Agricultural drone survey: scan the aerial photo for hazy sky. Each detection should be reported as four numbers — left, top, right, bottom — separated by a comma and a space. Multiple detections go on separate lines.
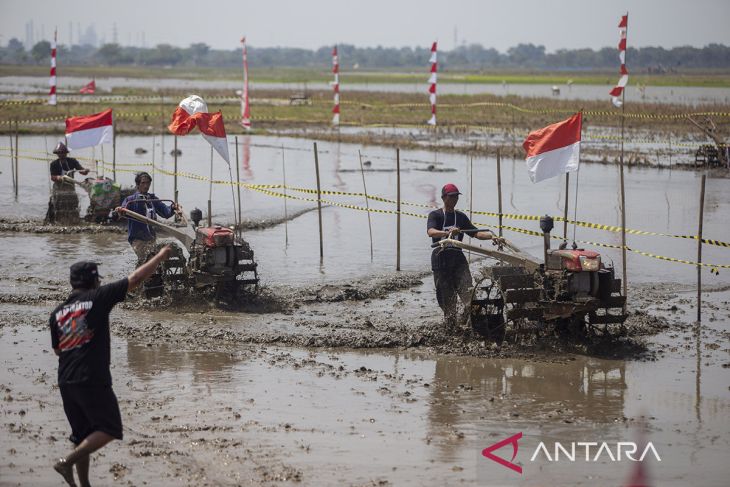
2, 0, 729, 51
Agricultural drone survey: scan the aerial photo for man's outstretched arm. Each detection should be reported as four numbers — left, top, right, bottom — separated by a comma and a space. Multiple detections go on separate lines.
127, 245, 171, 292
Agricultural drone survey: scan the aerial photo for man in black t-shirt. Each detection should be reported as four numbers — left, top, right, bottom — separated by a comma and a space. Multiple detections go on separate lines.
49, 246, 171, 486
427, 183, 504, 327
45, 141, 89, 225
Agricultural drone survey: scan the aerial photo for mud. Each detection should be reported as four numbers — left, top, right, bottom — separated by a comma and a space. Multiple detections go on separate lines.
1, 283, 728, 485
1, 133, 729, 485
0, 217, 126, 235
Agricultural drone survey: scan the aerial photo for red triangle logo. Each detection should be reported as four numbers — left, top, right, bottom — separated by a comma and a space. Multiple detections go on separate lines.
482, 432, 523, 474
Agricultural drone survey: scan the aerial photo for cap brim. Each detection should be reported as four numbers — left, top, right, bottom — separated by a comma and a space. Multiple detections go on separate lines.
444, 192, 461, 196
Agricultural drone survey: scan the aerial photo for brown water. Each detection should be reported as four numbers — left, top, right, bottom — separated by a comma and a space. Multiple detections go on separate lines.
1, 133, 729, 486
1, 315, 727, 486
2, 135, 729, 287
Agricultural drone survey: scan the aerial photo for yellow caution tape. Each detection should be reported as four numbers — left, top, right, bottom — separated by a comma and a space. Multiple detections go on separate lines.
4, 147, 730, 253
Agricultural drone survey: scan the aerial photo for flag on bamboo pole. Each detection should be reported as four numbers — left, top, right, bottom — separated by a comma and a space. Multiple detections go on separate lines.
79, 80, 96, 94
240, 37, 251, 130
49, 29, 57, 105
523, 112, 582, 183
609, 14, 629, 107
332, 45, 340, 126
168, 95, 230, 164
427, 41, 437, 125
65, 109, 114, 150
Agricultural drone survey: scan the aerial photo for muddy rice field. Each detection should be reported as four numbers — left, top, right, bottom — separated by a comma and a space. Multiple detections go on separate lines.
1, 134, 729, 486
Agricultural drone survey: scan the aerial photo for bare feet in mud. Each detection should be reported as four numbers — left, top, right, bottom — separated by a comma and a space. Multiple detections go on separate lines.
53, 458, 77, 486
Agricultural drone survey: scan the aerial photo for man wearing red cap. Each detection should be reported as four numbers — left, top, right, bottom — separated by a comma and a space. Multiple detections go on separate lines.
427, 183, 503, 327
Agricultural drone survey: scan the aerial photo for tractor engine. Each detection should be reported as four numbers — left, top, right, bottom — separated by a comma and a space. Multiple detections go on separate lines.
546, 249, 602, 299
191, 226, 243, 274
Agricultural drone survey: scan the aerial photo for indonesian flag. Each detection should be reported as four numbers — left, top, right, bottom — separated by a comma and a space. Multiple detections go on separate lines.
65, 109, 114, 150
168, 95, 230, 164
523, 112, 582, 183
79, 80, 96, 94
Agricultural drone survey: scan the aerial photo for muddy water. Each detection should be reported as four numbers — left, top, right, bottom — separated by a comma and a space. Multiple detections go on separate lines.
1, 133, 729, 486
1, 317, 728, 486
2, 75, 730, 105
2, 135, 729, 286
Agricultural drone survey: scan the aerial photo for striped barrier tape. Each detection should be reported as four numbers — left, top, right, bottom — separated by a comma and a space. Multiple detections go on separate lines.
4, 147, 729, 251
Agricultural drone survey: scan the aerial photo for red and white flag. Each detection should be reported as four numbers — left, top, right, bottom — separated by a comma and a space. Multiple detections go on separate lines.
240, 37, 251, 130
427, 41, 437, 125
168, 95, 230, 164
609, 14, 629, 107
65, 109, 114, 150
332, 45, 340, 126
523, 112, 582, 183
49, 29, 57, 106
79, 80, 96, 94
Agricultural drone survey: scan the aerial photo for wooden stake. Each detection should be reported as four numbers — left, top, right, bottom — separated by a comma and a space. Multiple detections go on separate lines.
619, 21, 629, 308
358, 149, 373, 261
160, 95, 165, 161
619, 92, 628, 307
396, 148, 401, 271
208, 146, 213, 226
14, 120, 19, 199
563, 173, 570, 239
313, 142, 323, 259
468, 154, 473, 262
151, 135, 155, 193
112, 117, 117, 180
496, 149, 503, 237
173, 135, 178, 205
282, 145, 288, 246
697, 174, 706, 322
235, 136, 242, 238
9, 132, 15, 195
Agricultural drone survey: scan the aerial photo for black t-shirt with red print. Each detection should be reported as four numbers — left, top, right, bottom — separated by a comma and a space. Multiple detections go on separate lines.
49, 278, 128, 386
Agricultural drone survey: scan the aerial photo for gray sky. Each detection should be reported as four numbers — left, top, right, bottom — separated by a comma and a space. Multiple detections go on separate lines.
2, 0, 729, 51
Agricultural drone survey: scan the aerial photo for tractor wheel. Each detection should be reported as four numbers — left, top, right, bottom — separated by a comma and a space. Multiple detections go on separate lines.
143, 242, 188, 299
468, 275, 506, 341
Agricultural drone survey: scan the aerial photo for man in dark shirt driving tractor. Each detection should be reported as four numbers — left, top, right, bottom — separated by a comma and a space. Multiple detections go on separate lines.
427, 183, 504, 327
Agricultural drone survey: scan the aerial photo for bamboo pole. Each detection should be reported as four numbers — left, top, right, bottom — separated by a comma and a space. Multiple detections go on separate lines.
173, 136, 178, 205
619, 15, 629, 309
313, 142, 323, 259
358, 149, 373, 261
496, 149, 503, 237
208, 146, 213, 227
151, 135, 155, 193
160, 95, 165, 161
14, 120, 19, 199
468, 154, 474, 262
9, 132, 15, 195
396, 148, 401, 271
282, 145, 288, 246
619, 92, 628, 307
697, 174, 706, 322
235, 137, 242, 238
112, 117, 117, 180
563, 173, 570, 240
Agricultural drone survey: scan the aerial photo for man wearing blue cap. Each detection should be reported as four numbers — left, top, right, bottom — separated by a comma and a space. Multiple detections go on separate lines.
49, 246, 171, 486
427, 183, 503, 328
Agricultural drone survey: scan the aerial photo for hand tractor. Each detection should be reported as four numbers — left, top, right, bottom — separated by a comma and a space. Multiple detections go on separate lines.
433, 215, 627, 338
116, 204, 259, 306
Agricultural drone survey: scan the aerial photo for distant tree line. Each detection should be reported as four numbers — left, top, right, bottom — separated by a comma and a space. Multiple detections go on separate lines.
2, 38, 729, 71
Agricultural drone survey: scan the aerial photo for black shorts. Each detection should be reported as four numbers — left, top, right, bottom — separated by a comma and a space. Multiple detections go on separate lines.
59, 384, 123, 445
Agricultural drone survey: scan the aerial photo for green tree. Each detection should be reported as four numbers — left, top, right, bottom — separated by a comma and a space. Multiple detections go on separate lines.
96, 43, 123, 64
31, 40, 52, 63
